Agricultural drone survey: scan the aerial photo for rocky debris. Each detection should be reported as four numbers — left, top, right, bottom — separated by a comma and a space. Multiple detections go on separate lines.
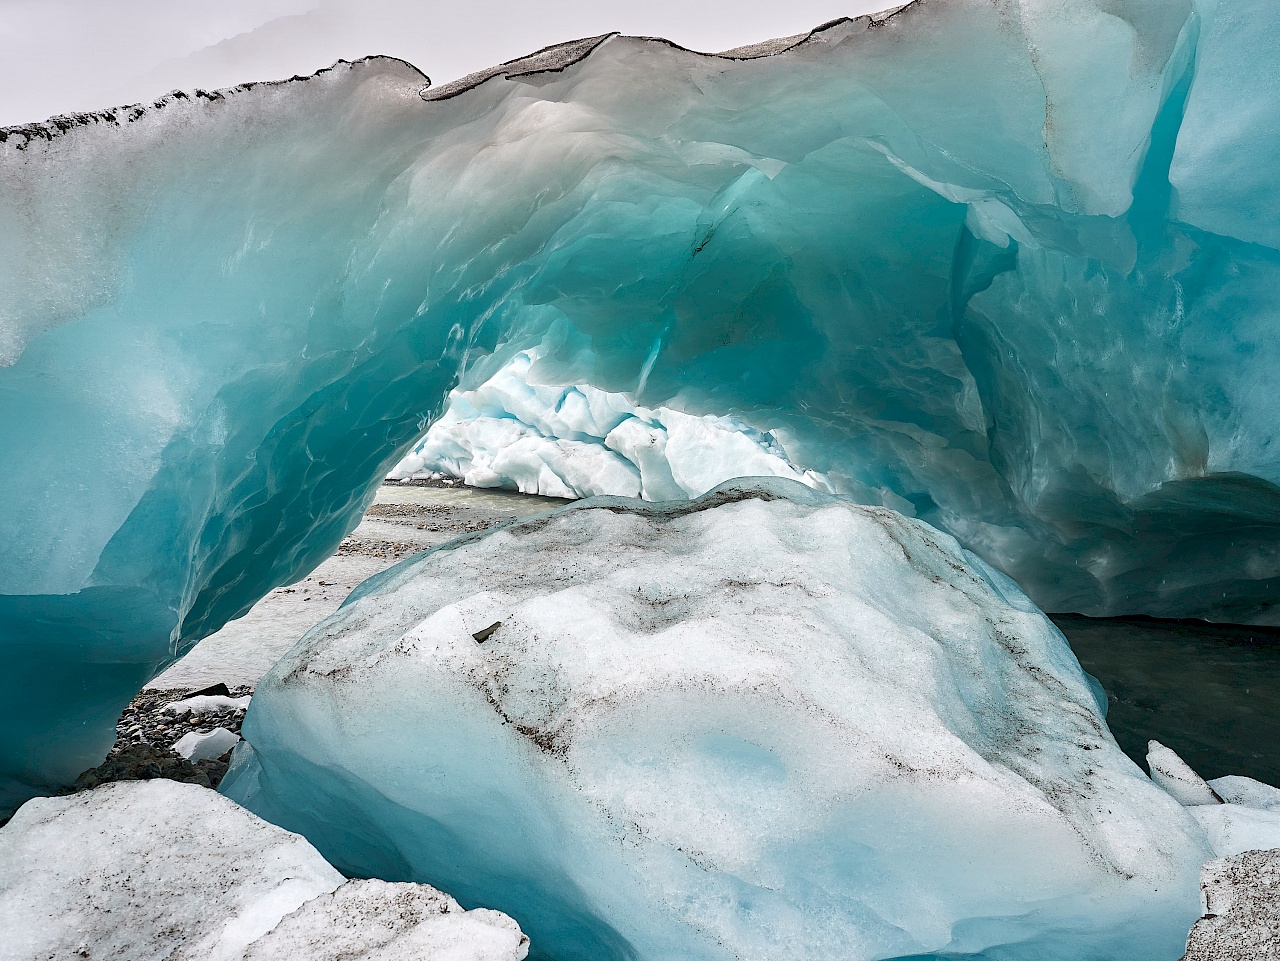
1183, 848, 1280, 960
70, 685, 251, 792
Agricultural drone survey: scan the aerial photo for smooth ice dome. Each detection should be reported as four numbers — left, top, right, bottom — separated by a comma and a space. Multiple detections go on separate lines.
6, 0, 1280, 810
224, 479, 1211, 961
0, 779, 528, 961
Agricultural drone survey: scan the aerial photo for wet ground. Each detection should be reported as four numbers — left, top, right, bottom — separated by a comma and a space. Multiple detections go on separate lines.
1054, 614, 1280, 785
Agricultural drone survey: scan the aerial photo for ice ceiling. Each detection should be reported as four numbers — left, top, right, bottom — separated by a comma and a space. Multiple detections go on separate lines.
1, 0, 1278, 808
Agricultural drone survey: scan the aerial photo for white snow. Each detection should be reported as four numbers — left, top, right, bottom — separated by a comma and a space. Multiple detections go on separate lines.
1190, 805, 1280, 859
0, 780, 342, 961
242, 880, 529, 961
1141, 745, 1280, 860
173, 727, 242, 762
0, 780, 529, 961
388, 349, 832, 500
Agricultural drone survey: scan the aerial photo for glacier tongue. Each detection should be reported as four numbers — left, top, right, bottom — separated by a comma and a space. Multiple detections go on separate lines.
224, 478, 1211, 961
4, 0, 1280, 806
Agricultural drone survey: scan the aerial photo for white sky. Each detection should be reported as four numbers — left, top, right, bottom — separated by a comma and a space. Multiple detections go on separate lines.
0, 0, 888, 127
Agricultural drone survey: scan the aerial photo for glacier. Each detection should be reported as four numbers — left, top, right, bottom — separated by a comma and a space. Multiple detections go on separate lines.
388, 349, 832, 499
222, 478, 1213, 961
3, 0, 1280, 807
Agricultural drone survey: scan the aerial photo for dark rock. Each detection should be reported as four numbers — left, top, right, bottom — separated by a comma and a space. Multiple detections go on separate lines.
190, 682, 232, 698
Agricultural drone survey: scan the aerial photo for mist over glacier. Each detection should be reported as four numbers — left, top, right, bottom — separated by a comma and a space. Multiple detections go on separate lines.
2, 0, 1280, 813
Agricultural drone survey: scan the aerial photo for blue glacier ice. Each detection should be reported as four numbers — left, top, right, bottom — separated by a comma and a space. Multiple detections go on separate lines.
222, 478, 1214, 961
3, 0, 1280, 809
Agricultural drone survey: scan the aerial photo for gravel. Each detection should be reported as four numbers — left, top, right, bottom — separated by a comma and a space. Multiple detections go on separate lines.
69, 685, 253, 793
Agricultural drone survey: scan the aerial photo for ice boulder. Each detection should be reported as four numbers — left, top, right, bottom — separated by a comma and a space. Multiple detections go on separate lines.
6, 0, 1280, 811
224, 479, 1211, 961
1149, 740, 1224, 806
1141, 745, 1280, 860
0, 779, 528, 961
173, 726, 242, 762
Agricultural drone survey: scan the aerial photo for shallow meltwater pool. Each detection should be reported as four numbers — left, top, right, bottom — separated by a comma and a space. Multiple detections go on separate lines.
1055, 614, 1280, 785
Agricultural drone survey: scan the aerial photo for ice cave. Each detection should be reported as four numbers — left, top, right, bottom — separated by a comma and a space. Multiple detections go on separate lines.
2, 0, 1280, 957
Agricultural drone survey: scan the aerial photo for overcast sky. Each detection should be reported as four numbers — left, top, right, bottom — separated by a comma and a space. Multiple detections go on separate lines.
0, 0, 888, 127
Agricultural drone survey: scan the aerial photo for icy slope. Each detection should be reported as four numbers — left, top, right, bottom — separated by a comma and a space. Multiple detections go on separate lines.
224, 479, 1211, 961
388, 350, 831, 499
0, 779, 528, 961
4, 0, 1280, 807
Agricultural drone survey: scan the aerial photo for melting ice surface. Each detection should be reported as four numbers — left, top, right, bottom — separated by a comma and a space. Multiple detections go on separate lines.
223, 479, 1213, 961
3, 0, 1280, 805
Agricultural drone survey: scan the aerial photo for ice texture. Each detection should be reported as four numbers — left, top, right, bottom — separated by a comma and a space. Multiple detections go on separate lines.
388, 350, 831, 499
1210, 776, 1280, 811
4, 0, 1280, 807
1182, 848, 1280, 961
243, 881, 530, 961
0, 780, 343, 960
223, 479, 1211, 961
1137, 746, 1280, 860
1148, 740, 1224, 806
0, 779, 528, 961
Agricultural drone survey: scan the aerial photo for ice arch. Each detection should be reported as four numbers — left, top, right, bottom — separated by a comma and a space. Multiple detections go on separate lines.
3, 0, 1280, 810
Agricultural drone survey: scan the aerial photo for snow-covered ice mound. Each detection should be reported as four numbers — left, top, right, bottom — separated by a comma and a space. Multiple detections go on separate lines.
224, 479, 1211, 961
7, 0, 1280, 813
0, 779, 528, 961
389, 349, 831, 500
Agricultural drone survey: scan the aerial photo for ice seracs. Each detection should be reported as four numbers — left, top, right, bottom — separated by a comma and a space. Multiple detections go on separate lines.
388, 349, 830, 499
223, 479, 1211, 961
0, 779, 528, 961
